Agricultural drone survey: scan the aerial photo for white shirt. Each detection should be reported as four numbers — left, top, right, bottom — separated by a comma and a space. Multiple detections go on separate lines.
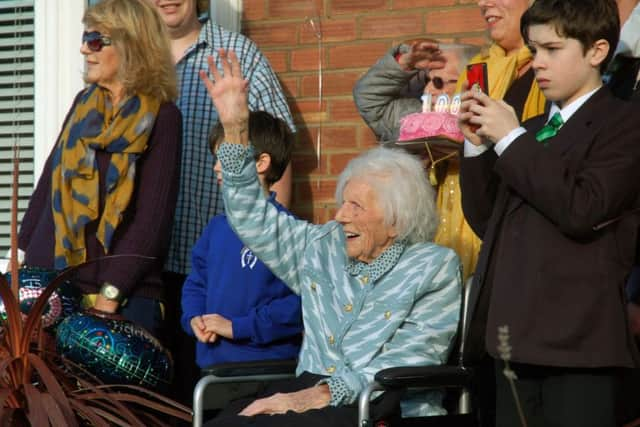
463, 85, 602, 158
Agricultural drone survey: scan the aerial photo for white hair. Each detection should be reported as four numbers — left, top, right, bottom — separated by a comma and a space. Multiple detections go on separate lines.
335, 147, 438, 244
438, 43, 482, 73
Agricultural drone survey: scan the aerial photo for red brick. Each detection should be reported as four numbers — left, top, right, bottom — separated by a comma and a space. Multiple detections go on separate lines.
291, 48, 326, 72
300, 71, 362, 97
292, 152, 326, 175
329, 42, 390, 69
360, 14, 425, 39
328, 152, 359, 174
329, 99, 362, 122
293, 126, 316, 153
302, 126, 360, 150
425, 8, 486, 34
242, 0, 266, 21
290, 204, 314, 222
262, 50, 288, 73
290, 100, 329, 123
460, 36, 489, 47
244, 22, 298, 47
321, 126, 359, 149
314, 205, 338, 224
331, 0, 388, 15
268, 0, 323, 19
295, 178, 337, 203
279, 76, 299, 98
300, 19, 357, 44
359, 126, 381, 148
393, 0, 454, 8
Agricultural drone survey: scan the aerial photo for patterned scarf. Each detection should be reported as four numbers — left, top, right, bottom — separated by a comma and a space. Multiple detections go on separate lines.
51, 84, 160, 269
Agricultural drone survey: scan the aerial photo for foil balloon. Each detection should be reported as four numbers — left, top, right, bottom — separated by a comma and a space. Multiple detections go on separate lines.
0, 266, 79, 329
56, 312, 173, 388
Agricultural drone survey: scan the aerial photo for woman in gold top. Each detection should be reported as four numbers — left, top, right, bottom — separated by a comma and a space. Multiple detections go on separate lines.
434, 0, 546, 279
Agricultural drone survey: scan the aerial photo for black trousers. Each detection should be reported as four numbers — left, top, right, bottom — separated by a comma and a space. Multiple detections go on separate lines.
204, 372, 402, 427
494, 360, 623, 427
163, 271, 199, 408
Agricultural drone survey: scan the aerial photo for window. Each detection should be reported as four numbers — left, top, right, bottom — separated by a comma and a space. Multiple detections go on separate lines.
0, 0, 34, 253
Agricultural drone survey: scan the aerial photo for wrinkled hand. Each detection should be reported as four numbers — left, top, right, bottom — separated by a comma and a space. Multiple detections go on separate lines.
458, 90, 519, 145
238, 385, 331, 416
199, 49, 250, 143
202, 313, 233, 340
190, 315, 215, 343
397, 38, 446, 72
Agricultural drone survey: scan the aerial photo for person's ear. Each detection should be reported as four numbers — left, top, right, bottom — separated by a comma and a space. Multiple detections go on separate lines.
588, 39, 610, 68
256, 153, 272, 175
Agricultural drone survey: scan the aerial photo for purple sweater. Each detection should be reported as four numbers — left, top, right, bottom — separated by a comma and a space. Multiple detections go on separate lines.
18, 96, 182, 300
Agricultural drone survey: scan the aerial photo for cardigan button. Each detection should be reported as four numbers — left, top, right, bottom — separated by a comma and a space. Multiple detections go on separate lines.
384, 311, 391, 320
326, 365, 336, 374
344, 303, 353, 312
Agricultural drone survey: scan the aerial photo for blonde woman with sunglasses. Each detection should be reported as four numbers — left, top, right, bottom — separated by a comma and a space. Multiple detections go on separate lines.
18, 0, 181, 336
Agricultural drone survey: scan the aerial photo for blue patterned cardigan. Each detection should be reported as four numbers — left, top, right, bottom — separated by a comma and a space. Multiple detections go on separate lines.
218, 143, 462, 416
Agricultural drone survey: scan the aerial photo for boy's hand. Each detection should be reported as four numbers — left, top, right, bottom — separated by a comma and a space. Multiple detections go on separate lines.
458, 88, 483, 146
199, 49, 250, 145
190, 315, 215, 343
202, 313, 234, 340
397, 39, 446, 72
460, 90, 520, 144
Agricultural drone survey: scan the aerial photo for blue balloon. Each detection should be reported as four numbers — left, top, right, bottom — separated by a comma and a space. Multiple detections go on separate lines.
56, 312, 173, 388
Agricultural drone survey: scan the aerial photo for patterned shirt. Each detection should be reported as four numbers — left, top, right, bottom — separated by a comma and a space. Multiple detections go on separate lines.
165, 19, 295, 274
218, 143, 462, 416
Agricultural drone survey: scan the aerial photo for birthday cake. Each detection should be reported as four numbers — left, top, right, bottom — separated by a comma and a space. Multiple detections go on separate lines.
398, 111, 463, 143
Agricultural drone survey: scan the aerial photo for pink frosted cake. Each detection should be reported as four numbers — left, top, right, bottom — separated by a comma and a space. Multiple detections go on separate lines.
398, 112, 464, 143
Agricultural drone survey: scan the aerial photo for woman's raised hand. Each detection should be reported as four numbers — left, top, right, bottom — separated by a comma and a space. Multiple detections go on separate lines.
397, 38, 446, 72
199, 49, 250, 144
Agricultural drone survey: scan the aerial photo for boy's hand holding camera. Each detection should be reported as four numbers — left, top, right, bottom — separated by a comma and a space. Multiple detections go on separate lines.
458, 89, 520, 146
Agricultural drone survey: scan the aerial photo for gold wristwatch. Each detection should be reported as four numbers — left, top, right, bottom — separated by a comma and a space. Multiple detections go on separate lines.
99, 282, 123, 303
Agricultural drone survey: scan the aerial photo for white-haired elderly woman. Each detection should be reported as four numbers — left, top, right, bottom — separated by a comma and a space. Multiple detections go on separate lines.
197, 50, 461, 427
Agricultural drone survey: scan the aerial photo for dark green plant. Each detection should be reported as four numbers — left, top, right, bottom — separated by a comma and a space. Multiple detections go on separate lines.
0, 264, 192, 426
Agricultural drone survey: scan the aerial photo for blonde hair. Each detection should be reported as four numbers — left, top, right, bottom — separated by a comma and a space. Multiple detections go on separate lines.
83, 0, 177, 103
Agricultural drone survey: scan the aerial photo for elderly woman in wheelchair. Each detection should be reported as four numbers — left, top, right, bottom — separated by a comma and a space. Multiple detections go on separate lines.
198, 49, 462, 427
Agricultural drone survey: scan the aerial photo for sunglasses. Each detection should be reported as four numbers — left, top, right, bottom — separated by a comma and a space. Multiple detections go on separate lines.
82, 31, 112, 52
428, 76, 458, 90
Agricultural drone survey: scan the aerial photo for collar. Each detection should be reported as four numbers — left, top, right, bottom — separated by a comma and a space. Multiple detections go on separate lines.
548, 86, 601, 124
345, 240, 406, 284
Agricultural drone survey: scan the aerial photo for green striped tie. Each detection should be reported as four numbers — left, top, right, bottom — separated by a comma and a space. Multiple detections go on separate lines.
535, 112, 564, 145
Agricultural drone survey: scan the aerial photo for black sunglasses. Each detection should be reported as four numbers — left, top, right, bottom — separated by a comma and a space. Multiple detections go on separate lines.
428, 76, 458, 90
82, 31, 112, 52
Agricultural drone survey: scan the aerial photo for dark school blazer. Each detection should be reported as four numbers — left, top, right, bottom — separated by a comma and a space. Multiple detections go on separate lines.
460, 86, 640, 368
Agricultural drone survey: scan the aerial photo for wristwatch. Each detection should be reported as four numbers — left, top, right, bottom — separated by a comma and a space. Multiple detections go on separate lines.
99, 282, 123, 303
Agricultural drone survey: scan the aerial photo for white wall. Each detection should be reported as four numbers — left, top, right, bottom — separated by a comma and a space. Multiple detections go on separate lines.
210, 0, 243, 32
33, 0, 86, 182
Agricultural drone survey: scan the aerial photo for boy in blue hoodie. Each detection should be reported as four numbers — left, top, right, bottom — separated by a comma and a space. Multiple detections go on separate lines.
181, 111, 302, 369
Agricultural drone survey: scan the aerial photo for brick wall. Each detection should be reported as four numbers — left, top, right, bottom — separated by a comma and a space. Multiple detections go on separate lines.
242, 0, 489, 223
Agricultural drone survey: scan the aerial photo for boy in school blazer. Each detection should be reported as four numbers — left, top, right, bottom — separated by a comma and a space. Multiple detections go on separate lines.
458, 0, 640, 425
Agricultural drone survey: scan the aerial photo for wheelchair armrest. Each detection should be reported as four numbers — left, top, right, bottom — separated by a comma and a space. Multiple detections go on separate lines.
201, 359, 298, 378
194, 359, 298, 427
374, 365, 473, 389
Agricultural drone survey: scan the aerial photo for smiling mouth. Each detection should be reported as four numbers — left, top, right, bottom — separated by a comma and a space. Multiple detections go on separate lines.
345, 232, 360, 240
485, 16, 500, 25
